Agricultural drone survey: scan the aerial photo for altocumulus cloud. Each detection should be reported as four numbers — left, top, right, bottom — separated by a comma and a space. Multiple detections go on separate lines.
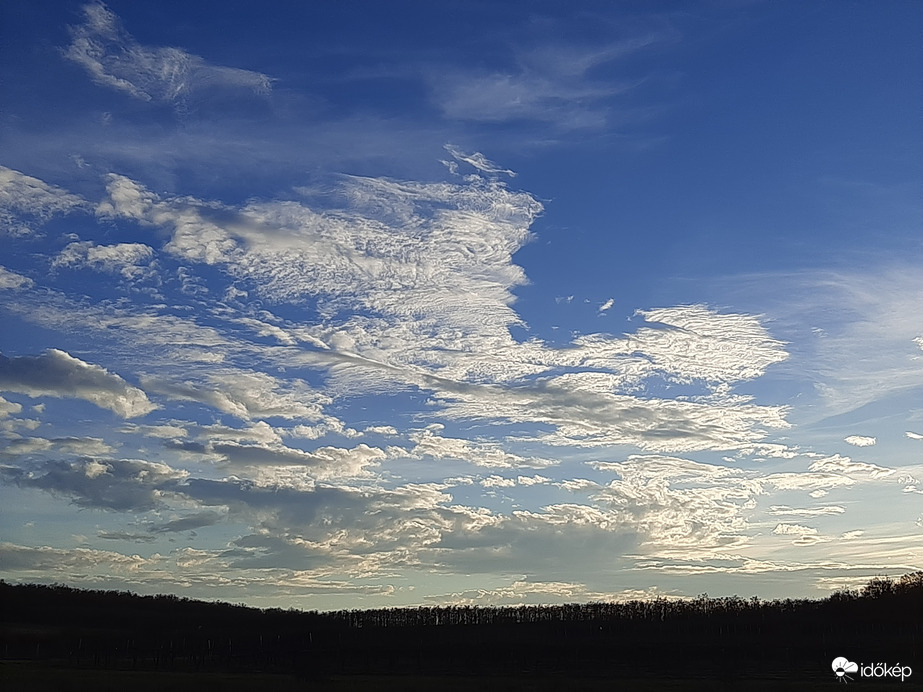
0, 166, 86, 237
1, 457, 186, 511
0, 349, 156, 418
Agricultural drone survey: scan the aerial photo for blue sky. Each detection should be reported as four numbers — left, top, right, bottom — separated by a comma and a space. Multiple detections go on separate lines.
1, 0, 921, 609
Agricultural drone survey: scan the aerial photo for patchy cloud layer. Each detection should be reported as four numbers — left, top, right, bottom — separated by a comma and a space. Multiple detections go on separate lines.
3, 157, 915, 606
1, 1, 920, 608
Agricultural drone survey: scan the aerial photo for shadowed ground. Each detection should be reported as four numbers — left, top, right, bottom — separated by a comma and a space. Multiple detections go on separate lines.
2, 575, 919, 689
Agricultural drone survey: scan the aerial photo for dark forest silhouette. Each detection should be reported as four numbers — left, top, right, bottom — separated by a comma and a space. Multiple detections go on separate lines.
2, 573, 921, 685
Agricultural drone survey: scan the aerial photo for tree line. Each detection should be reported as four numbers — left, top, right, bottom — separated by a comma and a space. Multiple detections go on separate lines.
2, 573, 921, 680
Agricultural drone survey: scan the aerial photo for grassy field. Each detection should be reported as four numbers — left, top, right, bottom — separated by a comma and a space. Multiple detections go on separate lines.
2, 661, 908, 691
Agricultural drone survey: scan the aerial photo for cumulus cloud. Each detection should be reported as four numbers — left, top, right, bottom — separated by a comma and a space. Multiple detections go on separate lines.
0, 395, 23, 419
772, 523, 820, 544
0, 167, 86, 237
424, 502, 639, 577
590, 455, 761, 549
64, 2, 271, 107
175, 476, 459, 573
0, 349, 155, 418
481, 475, 516, 488
0, 165, 818, 599
0, 266, 34, 290
53, 241, 157, 281
211, 441, 387, 481
0, 157, 851, 598
0, 436, 114, 457
772, 523, 817, 535
1, 457, 187, 511
844, 435, 876, 447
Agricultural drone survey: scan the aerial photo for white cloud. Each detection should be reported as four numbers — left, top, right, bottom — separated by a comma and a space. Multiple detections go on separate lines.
760, 454, 895, 496
192, 422, 282, 445
0, 436, 114, 458
590, 455, 762, 550
0, 266, 34, 290
363, 425, 398, 436
557, 478, 600, 493
0, 542, 152, 575
1, 457, 187, 511
407, 429, 558, 469
906, 431, 923, 440
844, 435, 876, 447
481, 475, 516, 488
767, 505, 845, 517
0, 349, 155, 418
429, 579, 631, 607
808, 454, 894, 480
64, 2, 271, 107
5, 286, 231, 357
437, 381, 790, 453
626, 305, 788, 384
0, 395, 23, 418
598, 298, 614, 313
53, 241, 157, 281
772, 523, 818, 536
517, 474, 550, 486
142, 371, 327, 421
118, 423, 189, 440
88, 173, 791, 462
763, 266, 923, 418
213, 442, 387, 481
444, 145, 516, 177
764, 472, 855, 493
0, 167, 86, 236
431, 37, 662, 130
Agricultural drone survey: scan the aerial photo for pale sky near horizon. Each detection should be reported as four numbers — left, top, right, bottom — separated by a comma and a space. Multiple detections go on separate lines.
1, 0, 921, 609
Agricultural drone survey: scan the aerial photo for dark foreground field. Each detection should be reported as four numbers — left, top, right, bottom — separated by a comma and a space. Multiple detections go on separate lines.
2, 574, 920, 689
5, 663, 913, 691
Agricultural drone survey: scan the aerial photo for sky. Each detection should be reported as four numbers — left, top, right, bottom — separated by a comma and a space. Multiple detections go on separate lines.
1, 0, 921, 610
